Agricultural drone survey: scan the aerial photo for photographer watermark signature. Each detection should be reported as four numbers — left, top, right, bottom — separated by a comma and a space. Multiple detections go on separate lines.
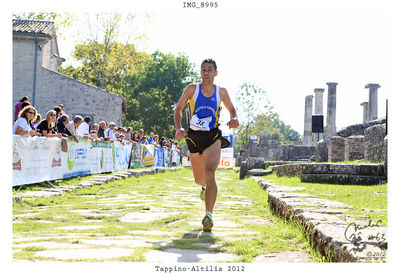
344, 219, 386, 256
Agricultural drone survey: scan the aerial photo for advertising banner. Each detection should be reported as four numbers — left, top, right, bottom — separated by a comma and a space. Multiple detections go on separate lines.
143, 144, 155, 167
63, 139, 92, 178
113, 142, 133, 171
182, 156, 189, 167
13, 135, 63, 186
130, 143, 143, 168
13, 135, 133, 186
89, 141, 113, 174
154, 146, 164, 167
218, 157, 235, 168
163, 149, 170, 168
221, 134, 234, 158
219, 134, 234, 168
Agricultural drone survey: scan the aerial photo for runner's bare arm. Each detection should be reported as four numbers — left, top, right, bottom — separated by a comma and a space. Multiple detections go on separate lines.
220, 87, 239, 129
174, 84, 195, 140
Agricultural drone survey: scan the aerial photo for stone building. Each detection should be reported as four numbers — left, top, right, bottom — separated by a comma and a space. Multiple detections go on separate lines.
12, 19, 124, 125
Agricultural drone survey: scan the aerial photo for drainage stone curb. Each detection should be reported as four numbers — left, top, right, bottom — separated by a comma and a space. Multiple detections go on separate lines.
13, 167, 182, 202
254, 177, 387, 262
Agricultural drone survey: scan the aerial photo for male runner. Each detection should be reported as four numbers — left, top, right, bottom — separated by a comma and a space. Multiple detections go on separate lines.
174, 59, 239, 232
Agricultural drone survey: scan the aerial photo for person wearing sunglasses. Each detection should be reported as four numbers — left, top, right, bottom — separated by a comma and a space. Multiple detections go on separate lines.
13, 105, 38, 136
36, 110, 62, 138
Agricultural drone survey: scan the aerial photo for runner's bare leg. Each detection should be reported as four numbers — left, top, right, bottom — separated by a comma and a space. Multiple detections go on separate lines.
189, 152, 206, 187
202, 139, 221, 214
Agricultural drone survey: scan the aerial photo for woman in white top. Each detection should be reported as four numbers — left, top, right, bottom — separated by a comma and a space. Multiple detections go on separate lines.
13, 106, 38, 136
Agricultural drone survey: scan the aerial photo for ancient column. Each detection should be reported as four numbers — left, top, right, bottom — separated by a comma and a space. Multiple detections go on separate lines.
303, 95, 313, 146
313, 88, 324, 144
360, 102, 368, 123
326, 82, 338, 138
314, 88, 324, 115
365, 83, 380, 121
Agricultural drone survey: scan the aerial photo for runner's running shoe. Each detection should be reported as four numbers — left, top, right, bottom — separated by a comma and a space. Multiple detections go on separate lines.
200, 187, 205, 201
202, 215, 213, 232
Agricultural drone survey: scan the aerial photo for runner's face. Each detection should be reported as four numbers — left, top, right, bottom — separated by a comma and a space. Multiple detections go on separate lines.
200, 63, 217, 84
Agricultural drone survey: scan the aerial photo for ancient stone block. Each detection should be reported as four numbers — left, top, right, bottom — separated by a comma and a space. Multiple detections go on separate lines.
239, 161, 248, 180
344, 135, 365, 161
280, 145, 316, 161
272, 164, 303, 177
301, 174, 379, 185
364, 124, 386, 162
328, 136, 345, 162
248, 169, 273, 176
258, 134, 270, 147
247, 157, 265, 170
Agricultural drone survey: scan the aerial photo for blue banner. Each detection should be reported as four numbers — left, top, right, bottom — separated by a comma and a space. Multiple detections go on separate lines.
222, 134, 233, 148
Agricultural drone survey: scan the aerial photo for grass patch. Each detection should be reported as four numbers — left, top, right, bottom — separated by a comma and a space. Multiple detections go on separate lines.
13, 168, 326, 262
260, 173, 387, 225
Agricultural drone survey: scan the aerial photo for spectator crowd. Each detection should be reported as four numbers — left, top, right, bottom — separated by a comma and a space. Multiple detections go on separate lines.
12, 96, 183, 162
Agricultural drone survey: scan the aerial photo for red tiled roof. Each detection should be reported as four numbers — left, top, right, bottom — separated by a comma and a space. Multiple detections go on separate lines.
12, 19, 54, 36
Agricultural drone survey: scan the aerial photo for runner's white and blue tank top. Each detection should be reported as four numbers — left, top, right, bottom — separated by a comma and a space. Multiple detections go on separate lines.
188, 83, 222, 131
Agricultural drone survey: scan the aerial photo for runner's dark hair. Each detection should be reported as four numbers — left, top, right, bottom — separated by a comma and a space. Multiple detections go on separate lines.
201, 59, 217, 70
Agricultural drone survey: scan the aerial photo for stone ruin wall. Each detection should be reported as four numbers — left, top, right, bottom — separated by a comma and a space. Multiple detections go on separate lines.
280, 145, 316, 161
235, 134, 316, 165
318, 122, 387, 163
364, 124, 387, 162
236, 121, 387, 166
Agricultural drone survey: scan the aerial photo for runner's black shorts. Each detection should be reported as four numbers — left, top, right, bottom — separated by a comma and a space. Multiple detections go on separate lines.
186, 127, 230, 155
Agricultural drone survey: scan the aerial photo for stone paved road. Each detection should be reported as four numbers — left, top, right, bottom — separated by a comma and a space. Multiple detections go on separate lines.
13, 168, 316, 263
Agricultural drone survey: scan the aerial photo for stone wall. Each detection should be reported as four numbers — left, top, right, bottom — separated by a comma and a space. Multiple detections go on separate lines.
280, 145, 316, 161
336, 118, 386, 138
13, 35, 124, 126
316, 139, 328, 162
39, 68, 124, 125
328, 136, 345, 162
272, 163, 304, 177
272, 163, 385, 184
12, 37, 46, 106
364, 124, 386, 162
344, 135, 365, 161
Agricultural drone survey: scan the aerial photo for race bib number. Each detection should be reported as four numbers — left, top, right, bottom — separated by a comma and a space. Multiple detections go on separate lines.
190, 114, 212, 131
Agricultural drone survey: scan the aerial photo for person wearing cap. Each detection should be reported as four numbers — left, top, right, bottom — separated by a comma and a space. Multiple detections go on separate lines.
105, 122, 116, 142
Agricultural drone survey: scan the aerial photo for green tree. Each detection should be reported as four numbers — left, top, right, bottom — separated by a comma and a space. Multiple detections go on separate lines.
234, 82, 274, 149
58, 13, 149, 95
59, 41, 148, 94
122, 51, 200, 137
233, 82, 301, 153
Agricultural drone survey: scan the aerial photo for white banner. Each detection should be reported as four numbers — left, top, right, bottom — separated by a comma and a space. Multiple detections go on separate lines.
63, 139, 92, 178
218, 157, 235, 168
13, 135, 64, 185
113, 142, 133, 171
221, 147, 234, 158
12, 135, 132, 186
